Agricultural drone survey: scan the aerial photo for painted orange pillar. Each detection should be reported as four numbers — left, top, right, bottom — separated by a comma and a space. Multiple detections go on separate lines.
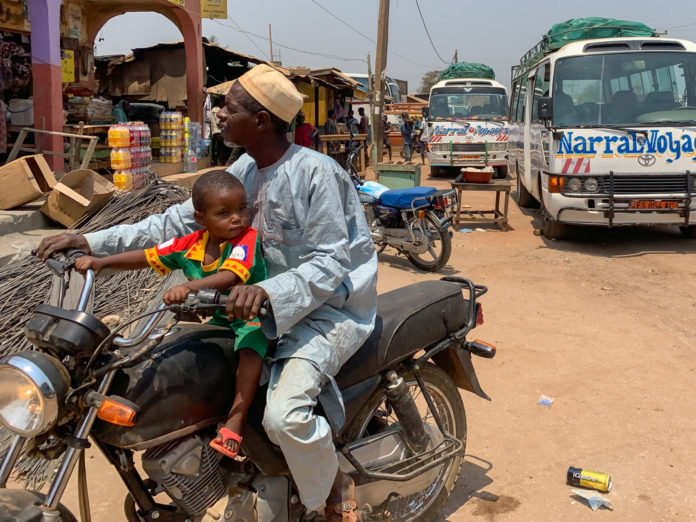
28, 0, 64, 172
175, 0, 204, 125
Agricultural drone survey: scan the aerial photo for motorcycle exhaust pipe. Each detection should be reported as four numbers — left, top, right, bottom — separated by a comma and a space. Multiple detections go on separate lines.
385, 371, 430, 454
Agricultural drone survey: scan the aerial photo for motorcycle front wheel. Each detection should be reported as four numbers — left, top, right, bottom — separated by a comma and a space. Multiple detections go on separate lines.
345, 364, 466, 522
406, 215, 452, 272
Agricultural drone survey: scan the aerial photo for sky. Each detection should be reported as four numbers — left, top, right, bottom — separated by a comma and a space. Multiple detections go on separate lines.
96, 0, 696, 92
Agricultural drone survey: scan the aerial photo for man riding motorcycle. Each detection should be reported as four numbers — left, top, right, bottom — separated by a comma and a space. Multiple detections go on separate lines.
37, 64, 378, 521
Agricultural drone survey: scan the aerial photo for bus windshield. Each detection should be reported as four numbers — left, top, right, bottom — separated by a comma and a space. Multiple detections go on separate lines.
552, 51, 696, 127
429, 87, 508, 121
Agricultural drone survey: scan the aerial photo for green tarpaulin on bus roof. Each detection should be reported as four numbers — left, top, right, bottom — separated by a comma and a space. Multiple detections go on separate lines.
544, 18, 657, 50
439, 63, 495, 81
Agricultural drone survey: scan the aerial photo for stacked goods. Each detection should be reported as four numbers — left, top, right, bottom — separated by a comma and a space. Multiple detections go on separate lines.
66, 97, 113, 123
108, 122, 152, 191
160, 111, 184, 164
439, 63, 495, 81
183, 117, 202, 172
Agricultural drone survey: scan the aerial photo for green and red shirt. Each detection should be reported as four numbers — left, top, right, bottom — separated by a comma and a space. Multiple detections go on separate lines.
144, 226, 267, 336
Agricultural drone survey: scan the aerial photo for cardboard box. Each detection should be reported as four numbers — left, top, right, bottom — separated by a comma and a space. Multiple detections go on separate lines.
41, 169, 116, 227
0, 155, 57, 210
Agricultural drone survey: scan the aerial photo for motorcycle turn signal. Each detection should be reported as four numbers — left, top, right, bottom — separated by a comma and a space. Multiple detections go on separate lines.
464, 340, 496, 359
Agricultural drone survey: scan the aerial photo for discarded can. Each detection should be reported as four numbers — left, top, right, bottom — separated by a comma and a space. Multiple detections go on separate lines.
567, 467, 612, 492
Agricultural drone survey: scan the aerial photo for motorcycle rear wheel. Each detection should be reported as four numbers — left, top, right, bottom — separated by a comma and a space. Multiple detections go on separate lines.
345, 363, 466, 522
406, 215, 452, 272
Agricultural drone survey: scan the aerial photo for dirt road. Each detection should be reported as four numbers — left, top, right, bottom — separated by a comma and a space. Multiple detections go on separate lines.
11, 165, 696, 520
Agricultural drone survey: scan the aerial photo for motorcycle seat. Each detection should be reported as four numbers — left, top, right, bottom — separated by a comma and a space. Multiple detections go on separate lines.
378, 186, 437, 209
336, 280, 470, 389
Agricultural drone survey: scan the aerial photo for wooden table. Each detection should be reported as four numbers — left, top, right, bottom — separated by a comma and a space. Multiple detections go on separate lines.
449, 179, 512, 231
318, 133, 368, 175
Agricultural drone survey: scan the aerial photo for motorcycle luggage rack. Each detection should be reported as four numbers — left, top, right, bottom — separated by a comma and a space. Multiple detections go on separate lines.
341, 432, 464, 483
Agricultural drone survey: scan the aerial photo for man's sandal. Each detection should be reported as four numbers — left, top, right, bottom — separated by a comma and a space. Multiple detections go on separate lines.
325, 499, 361, 522
209, 427, 242, 459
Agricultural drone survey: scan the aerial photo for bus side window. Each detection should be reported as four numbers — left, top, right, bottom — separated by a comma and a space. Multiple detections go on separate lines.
510, 81, 522, 122
517, 74, 528, 123
532, 64, 550, 122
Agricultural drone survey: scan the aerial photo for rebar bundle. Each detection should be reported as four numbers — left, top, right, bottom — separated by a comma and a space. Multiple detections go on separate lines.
0, 176, 190, 489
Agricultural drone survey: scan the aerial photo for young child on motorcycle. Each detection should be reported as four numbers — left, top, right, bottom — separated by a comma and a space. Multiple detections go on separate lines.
73, 169, 267, 460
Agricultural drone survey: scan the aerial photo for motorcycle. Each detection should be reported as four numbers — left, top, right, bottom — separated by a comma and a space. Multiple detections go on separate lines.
0, 251, 495, 522
345, 146, 457, 272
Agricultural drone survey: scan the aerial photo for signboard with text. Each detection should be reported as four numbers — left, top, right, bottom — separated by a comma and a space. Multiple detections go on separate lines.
201, 0, 227, 19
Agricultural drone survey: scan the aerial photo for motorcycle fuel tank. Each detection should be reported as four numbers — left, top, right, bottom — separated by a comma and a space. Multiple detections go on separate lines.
92, 324, 237, 450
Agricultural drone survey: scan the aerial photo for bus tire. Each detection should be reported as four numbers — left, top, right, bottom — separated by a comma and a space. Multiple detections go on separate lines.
516, 171, 534, 208
541, 208, 568, 240
494, 166, 508, 179
679, 225, 696, 238
429, 165, 441, 177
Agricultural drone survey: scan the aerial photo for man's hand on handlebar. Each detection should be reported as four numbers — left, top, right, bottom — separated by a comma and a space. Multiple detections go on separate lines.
226, 285, 269, 322
163, 284, 195, 305
74, 256, 104, 276
36, 234, 90, 262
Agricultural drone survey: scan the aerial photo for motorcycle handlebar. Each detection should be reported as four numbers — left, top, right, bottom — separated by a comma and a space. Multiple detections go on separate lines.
185, 288, 270, 318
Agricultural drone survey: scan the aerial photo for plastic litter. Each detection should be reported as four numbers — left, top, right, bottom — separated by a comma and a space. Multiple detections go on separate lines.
571, 489, 613, 511
537, 395, 554, 406
458, 228, 472, 233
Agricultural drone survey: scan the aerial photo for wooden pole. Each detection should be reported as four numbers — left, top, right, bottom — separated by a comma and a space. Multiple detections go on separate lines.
367, 53, 376, 167
268, 24, 273, 62
373, 0, 389, 163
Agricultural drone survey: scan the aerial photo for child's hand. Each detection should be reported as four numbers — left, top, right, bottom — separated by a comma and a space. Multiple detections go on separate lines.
74, 256, 102, 275
163, 284, 193, 305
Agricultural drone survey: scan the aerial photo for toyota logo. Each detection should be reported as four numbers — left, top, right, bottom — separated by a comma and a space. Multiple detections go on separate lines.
638, 154, 656, 167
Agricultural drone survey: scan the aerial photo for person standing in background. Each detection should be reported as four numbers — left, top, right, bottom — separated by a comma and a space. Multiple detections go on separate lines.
294, 112, 317, 148
112, 99, 130, 122
382, 114, 392, 161
400, 112, 413, 163
203, 90, 212, 139
211, 97, 232, 165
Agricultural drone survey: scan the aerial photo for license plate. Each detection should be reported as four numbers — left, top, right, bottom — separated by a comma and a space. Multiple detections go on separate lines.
460, 155, 479, 159
628, 200, 678, 209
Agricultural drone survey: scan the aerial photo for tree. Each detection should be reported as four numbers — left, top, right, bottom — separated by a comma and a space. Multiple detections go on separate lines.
418, 70, 442, 93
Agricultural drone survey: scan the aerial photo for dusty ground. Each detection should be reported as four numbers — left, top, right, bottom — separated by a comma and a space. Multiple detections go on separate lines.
7, 162, 696, 520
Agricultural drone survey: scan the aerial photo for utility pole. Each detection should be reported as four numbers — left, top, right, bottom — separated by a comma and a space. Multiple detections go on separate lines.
454, 49, 458, 63
367, 53, 376, 167
268, 24, 273, 63
373, 0, 389, 163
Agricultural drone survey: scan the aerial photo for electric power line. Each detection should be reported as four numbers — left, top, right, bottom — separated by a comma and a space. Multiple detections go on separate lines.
214, 18, 269, 60
211, 18, 365, 63
414, 0, 449, 65
309, 0, 431, 68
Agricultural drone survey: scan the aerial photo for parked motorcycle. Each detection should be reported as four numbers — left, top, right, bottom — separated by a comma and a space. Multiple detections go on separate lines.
346, 146, 457, 272
0, 251, 495, 522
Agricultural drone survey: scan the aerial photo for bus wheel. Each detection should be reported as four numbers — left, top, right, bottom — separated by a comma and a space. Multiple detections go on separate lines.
679, 225, 696, 238
494, 166, 508, 179
541, 210, 568, 240
429, 165, 441, 177
516, 170, 534, 208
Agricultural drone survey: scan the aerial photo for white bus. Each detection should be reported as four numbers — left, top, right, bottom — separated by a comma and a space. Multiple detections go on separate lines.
509, 36, 696, 239
423, 78, 509, 177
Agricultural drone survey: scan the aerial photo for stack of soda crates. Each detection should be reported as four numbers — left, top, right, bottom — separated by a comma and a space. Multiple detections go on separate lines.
108, 122, 152, 191
159, 111, 184, 164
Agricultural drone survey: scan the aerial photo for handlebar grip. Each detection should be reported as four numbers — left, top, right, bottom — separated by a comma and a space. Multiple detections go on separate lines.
214, 295, 270, 317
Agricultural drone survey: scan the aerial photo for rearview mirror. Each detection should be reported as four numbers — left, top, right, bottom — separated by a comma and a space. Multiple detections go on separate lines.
538, 97, 552, 121
422, 106, 430, 119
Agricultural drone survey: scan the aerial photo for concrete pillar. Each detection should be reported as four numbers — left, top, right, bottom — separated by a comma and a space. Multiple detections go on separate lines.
175, 0, 204, 125
28, 0, 64, 172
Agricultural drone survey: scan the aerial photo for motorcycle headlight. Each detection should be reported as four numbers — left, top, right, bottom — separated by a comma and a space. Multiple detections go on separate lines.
0, 352, 69, 436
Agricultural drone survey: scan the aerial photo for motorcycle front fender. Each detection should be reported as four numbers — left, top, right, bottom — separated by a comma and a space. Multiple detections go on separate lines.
0, 488, 77, 522
431, 345, 491, 401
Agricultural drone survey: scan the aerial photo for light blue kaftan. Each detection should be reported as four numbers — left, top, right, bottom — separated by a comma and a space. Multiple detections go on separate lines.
85, 144, 378, 510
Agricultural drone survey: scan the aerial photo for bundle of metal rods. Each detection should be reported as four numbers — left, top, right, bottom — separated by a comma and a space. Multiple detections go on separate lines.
0, 176, 190, 489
